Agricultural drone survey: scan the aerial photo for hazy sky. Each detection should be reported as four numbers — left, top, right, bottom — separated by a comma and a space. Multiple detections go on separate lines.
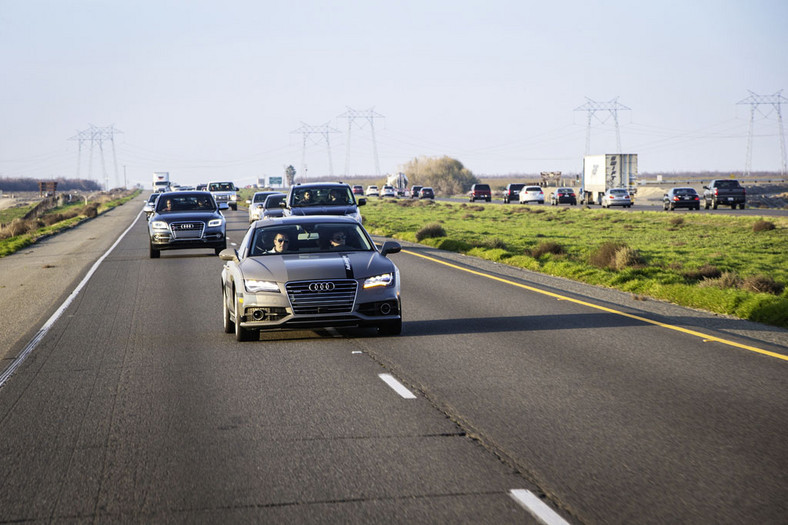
1, 0, 786, 188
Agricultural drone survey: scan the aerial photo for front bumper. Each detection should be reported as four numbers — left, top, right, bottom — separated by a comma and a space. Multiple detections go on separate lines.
236, 279, 401, 331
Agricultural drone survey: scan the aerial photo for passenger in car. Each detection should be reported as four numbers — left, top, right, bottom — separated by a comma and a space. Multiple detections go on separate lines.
328, 189, 347, 204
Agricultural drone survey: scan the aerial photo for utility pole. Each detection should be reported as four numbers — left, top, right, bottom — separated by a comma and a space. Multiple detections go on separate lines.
291, 122, 340, 179
737, 90, 787, 177
69, 124, 123, 190
574, 97, 630, 155
337, 107, 384, 177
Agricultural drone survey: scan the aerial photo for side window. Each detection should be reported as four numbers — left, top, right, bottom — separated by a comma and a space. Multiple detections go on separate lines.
238, 228, 255, 258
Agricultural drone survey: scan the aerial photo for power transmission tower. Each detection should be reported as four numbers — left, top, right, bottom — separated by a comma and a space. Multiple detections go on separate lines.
737, 90, 787, 177
69, 124, 122, 189
337, 107, 384, 177
291, 122, 340, 179
574, 97, 630, 155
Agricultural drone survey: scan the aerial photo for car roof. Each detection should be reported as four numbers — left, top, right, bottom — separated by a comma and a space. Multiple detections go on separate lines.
292, 182, 351, 188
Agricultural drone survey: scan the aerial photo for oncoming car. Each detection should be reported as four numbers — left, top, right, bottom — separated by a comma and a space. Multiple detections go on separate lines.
282, 182, 365, 223
148, 191, 226, 258
248, 191, 284, 223
219, 216, 402, 341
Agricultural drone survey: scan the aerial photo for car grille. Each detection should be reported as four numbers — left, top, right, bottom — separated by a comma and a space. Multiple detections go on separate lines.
170, 221, 205, 239
286, 279, 357, 314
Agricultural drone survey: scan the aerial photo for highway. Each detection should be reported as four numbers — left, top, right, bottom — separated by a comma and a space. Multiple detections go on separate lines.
0, 196, 786, 523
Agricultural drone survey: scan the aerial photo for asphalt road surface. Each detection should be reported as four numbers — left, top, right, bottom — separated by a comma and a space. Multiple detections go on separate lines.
0, 196, 786, 523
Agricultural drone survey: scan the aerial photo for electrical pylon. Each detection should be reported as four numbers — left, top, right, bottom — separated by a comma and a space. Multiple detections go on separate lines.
291, 122, 340, 179
574, 97, 630, 155
337, 107, 384, 177
69, 124, 122, 189
737, 90, 787, 177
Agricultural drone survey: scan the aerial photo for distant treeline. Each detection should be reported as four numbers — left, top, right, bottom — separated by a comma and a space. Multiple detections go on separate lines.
0, 177, 101, 192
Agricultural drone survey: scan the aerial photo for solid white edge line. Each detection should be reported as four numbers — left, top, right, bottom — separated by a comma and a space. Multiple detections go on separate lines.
0, 210, 143, 389
509, 489, 569, 525
378, 373, 416, 399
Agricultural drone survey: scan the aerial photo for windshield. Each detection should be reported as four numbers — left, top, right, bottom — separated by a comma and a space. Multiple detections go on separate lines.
156, 194, 217, 213
208, 182, 234, 191
292, 186, 354, 206
248, 222, 373, 256
264, 195, 285, 208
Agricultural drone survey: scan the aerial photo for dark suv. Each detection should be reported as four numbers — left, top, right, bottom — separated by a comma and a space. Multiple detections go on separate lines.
282, 182, 366, 223
502, 183, 525, 203
468, 183, 491, 202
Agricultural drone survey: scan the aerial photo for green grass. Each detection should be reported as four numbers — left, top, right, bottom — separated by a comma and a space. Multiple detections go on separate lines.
0, 190, 140, 257
361, 199, 788, 328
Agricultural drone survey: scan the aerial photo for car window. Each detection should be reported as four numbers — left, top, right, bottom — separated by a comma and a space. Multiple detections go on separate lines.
156, 194, 216, 212
292, 186, 353, 206
264, 195, 285, 208
208, 182, 234, 191
525, 186, 541, 191
249, 222, 373, 255
610, 189, 628, 195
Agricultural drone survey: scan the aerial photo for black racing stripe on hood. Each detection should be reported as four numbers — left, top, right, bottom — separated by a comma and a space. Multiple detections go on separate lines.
342, 255, 353, 278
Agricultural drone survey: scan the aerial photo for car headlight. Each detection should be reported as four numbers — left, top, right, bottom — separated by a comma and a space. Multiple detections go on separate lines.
244, 279, 280, 293
230, 195, 237, 201
208, 218, 224, 227
363, 273, 393, 289
151, 221, 168, 229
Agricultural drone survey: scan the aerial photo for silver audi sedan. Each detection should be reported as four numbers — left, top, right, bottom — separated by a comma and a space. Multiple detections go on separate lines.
219, 216, 402, 341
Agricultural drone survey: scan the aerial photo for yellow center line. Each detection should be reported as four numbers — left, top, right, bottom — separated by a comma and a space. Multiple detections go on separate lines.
403, 248, 788, 362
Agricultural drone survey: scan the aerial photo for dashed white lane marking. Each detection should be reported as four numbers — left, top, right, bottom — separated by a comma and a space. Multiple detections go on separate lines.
509, 489, 569, 525
379, 373, 416, 399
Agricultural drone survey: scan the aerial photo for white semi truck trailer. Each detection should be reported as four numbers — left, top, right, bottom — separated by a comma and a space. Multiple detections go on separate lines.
581, 154, 638, 205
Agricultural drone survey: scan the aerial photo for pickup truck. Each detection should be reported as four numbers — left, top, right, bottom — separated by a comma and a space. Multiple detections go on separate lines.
468, 183, 492, 202
703, 180, 746, 210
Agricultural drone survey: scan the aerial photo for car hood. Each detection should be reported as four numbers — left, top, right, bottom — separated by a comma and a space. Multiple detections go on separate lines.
240, 251, 392, 282
288, 205, 357, 216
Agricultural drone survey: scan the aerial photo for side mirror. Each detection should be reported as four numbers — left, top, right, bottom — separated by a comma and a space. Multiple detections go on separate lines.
357, 198, 367, 206
219, 248, 238, 262
380, 241, 401, 257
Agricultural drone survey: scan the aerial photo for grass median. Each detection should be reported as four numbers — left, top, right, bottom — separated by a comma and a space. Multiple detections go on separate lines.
361, 199, 788, 328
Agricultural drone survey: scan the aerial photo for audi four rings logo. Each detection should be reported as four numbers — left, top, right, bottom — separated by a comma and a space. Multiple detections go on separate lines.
309, 282, 335, 292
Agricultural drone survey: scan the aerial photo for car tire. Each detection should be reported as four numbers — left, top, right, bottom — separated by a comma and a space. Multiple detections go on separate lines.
378, 318, 402, 336
739, 203, 745, 209
149, 242, 160, 259
223, 288, 234, 333
234, 295, 254, 342
712, 199, 718, 210
215, 242, 226, 256
704, 200, 710, 209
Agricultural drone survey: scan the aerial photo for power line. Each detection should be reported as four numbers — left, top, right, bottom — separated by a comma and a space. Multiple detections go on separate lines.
337, 107, 384, 176
290, 122, 340, 179
574, 97, 630, 155
737, 90, 787, 176
68, 124, 123, 189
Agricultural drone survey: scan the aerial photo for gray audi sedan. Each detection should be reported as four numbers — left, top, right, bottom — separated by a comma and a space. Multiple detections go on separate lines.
219, 216, 402, 341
